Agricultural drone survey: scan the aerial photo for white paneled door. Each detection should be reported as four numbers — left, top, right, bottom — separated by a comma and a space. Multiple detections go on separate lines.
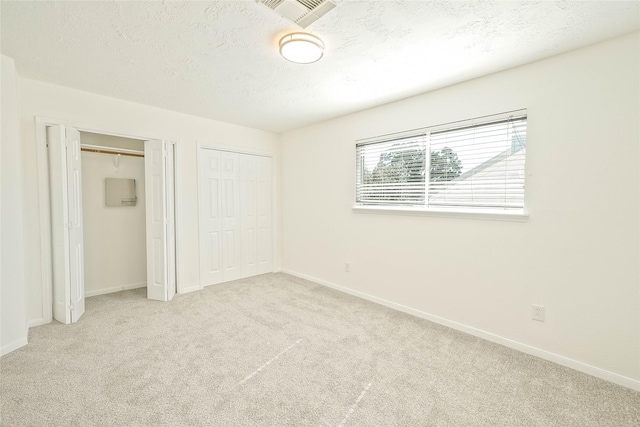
165, 142, 177, 302
256, 156, 273, 274
144, 139, 177, 302
198, 149, 223, 285
221, 152, 241, 282
198, 148, 273, 287
48, 125, 86, 324
240, 155, 258, 278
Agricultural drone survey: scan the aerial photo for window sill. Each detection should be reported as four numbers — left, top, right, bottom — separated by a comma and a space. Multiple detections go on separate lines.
352, 205, 529, 222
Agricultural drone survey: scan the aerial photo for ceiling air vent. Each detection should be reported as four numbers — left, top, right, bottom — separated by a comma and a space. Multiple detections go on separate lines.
258, 0, 337, 28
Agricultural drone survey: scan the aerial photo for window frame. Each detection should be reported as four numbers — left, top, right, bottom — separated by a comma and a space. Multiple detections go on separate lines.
353, 109, 529, 222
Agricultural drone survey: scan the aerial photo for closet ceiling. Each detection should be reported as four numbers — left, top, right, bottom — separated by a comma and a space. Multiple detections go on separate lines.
1, 1, 638, 133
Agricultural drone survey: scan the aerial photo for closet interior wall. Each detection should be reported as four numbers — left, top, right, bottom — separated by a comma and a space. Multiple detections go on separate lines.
80, 132, 147, 296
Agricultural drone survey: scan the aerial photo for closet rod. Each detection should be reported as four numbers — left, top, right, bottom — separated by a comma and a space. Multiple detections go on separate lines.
80, 144, 144, 158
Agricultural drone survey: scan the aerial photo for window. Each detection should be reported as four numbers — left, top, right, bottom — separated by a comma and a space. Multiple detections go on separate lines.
355, 110, 527, 215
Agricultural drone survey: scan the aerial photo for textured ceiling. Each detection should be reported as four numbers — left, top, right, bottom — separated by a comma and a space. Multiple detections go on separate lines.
1, 1, 639, 133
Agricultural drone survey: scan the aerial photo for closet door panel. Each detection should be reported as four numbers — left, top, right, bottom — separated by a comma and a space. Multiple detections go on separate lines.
221, 152, 241, 282
145, 140, 167, 301
66, 127, 86, 321
240, 154, 258, 278
257, 156, 273, 274
48, 125, 86, 324
165, 142, 177, 301
198, 150, 223, 286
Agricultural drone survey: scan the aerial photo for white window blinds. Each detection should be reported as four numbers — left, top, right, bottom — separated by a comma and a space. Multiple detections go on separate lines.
356, 134, 427, 205
355, 111, 527, 212
428, 115, 527, 210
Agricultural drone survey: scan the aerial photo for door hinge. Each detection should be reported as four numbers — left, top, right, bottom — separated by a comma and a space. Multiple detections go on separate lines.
68, 303, 75, 311
66, 222, 73, 229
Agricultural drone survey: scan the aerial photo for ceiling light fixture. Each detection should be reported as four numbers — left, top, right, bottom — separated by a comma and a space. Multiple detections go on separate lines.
279, 32, 324, 64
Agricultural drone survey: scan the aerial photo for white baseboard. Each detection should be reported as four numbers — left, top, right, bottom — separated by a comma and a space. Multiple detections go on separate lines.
1, 336, 28, 357
178, 284, 203, 294
123, 282, 146, 291
280, 269, 640, 392
85, 282, 146, 297
28, 318, 48, 328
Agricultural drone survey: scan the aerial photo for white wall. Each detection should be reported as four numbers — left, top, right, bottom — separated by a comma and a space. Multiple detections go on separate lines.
281, 32, 640, 388
1, 55, 27, 355
19, 78, 280, 325
80, 132, 143, 151
80, 136, 146, 296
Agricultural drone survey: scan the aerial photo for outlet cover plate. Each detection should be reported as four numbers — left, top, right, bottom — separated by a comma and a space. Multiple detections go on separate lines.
532, 304, 545, 322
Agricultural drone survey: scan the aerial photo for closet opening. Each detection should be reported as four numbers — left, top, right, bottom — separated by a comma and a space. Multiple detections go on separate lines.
44, 122, 177, 324
79, 132, 147, 300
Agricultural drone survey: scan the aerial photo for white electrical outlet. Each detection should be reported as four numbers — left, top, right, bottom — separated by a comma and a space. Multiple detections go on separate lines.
532, 304, 545, 322
345, 262, 350, 273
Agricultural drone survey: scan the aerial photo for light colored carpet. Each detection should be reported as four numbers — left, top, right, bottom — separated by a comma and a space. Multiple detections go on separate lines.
1, 273, 638, 426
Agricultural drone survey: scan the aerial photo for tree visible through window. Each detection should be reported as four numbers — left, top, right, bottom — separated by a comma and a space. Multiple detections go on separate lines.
430, 147, 462, 182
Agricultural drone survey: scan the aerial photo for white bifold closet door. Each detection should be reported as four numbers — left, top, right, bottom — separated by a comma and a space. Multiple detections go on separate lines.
49, 130, 177, 325
48, 125, 86, 323
240, 155, 258, 277
198, 148, 272, 287
144, 140, 177, 302
255, 156, 273, 275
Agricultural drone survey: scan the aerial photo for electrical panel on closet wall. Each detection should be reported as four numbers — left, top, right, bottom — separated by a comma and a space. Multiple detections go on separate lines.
105, 178, 137, 207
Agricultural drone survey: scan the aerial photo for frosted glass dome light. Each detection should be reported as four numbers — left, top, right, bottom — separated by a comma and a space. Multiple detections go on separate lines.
279, 33, 324, 64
